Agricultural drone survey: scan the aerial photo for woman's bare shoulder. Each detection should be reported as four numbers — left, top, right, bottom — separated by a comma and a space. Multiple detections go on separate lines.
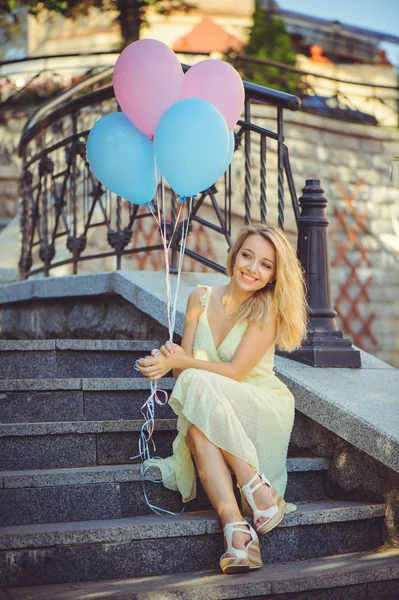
188, 286, 208, 302
184, 286, 208, 317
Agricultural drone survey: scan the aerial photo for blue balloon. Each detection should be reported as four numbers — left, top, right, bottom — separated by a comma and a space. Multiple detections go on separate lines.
86, 112, 157, 205
219, 130, 235, 177
154, 98, 229, 197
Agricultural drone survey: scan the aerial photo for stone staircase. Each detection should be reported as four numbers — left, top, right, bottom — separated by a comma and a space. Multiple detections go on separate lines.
0, 340, 398, 598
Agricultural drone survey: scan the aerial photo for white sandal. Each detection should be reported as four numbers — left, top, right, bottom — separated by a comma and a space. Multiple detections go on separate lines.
219, 520, 263, 574
239, 472, 286, 535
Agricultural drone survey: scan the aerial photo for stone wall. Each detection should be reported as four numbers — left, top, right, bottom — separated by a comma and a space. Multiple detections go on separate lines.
282, 108, 399, 368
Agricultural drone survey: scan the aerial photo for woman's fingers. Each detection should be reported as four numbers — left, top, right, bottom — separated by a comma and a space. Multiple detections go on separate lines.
170, 342, 185, 354
151, 349, 160, 357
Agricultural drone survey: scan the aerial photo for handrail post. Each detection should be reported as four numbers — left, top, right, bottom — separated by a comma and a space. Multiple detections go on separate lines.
278, 179, 361, 367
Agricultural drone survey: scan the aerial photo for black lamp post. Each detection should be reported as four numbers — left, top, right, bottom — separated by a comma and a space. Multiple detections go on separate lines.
278, 179, 361, 367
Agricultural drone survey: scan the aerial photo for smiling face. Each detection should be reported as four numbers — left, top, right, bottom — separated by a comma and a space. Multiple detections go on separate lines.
232, 233, 276, 292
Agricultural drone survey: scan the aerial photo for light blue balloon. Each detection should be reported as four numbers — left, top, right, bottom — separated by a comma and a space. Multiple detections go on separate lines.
219, 130, 235, 177
154, 98, 229, 197
86, 112, 157, 205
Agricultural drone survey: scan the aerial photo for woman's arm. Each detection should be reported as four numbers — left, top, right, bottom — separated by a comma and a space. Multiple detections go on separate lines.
138, 315, 277, 382
148, 287, 204, 379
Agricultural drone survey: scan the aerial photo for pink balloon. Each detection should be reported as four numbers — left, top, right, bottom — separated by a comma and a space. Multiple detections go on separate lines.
113, 39, 184, 136
182, 59, 244, 130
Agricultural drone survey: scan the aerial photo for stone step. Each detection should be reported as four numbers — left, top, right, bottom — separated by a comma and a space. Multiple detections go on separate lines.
0, 502, 387, 587
0, 378, 176, 422
3, 547, 398, 600
0, 340, 166, 379
0, 419, 177, 471
0, 458, 330, 526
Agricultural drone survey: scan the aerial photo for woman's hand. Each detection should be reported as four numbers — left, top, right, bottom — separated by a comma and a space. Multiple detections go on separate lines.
150, 341, 186, 358
136, 352, 174, 381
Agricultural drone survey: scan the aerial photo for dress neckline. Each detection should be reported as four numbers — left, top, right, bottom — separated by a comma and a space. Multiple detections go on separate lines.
201, 286, 240, 353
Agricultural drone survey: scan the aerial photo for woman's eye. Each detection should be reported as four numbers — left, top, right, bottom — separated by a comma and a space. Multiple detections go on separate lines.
242, 253, 250, 259
262, 263, 271, 269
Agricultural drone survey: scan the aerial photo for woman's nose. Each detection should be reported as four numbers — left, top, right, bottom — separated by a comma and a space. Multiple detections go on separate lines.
247, 261, 257, 273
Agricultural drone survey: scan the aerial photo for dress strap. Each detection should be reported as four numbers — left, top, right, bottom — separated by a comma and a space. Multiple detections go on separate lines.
197, 285, 213, 311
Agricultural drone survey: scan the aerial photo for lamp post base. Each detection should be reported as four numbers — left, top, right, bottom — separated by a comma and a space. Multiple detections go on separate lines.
277, 331, 361, 368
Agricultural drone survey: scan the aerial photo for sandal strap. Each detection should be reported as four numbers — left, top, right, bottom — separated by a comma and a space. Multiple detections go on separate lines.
237, 472, 258, 491
240, 472, 271, 497
223, 521, 256, 559
239, 472, 277, 524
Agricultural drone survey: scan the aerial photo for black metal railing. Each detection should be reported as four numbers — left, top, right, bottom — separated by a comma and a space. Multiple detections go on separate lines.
18, 69, 301, 278
16, 57, 362, 367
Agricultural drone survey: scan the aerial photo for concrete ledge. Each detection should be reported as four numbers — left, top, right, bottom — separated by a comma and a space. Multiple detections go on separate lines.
275, 357, 399, 473
0, 271, 398, 474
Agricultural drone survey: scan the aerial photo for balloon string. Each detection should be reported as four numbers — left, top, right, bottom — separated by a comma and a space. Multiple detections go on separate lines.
133, 188, 191, 517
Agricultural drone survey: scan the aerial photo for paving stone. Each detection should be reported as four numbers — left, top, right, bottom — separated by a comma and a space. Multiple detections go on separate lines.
0, 351, 57, 379
367, 578, 399, 599
259, 519, 383, 564
97, 431, 175, 466
0, 434, 97, 470
55, 350, 147, 378
285, 470, 327, 501
119, 480, 187, 518
84, 390, 175, 420
0, 483, 121, 526
0, 391, 84, 423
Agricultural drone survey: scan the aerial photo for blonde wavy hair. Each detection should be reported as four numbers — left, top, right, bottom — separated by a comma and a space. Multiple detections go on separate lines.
226, 222, 308, 351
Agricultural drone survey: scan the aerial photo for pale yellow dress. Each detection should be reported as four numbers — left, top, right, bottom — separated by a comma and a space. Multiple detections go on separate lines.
145, 285, 297, 515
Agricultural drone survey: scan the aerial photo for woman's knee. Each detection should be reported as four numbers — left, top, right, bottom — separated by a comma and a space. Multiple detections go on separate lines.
186, 425, 207, 454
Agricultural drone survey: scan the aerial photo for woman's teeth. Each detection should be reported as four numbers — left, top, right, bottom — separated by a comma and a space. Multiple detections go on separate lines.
242, 273, 257, 282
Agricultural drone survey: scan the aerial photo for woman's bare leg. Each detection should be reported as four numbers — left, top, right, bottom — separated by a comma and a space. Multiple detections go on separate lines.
186, 425, 251, 555
221, 449, 276, 529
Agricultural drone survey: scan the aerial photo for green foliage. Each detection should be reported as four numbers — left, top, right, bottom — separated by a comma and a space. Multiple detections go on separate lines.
0, 0, 196, 45
240, 2, 300, 94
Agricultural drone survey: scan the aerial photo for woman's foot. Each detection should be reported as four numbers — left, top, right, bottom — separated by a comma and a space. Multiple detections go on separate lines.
239, 472, 286, 535
219, 520, 263, 574
221, 517, 252, 558
247, 474, 277, 530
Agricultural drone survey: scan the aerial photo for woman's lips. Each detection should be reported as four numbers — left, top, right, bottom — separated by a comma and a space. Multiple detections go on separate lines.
241, 272, 257, 283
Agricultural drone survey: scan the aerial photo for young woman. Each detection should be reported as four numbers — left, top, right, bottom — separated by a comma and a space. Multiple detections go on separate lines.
137, 222, 307, 574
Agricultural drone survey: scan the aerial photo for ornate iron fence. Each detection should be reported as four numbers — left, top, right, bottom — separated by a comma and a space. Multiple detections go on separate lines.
16, 60, 362, 367
18, 73, 301, 278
